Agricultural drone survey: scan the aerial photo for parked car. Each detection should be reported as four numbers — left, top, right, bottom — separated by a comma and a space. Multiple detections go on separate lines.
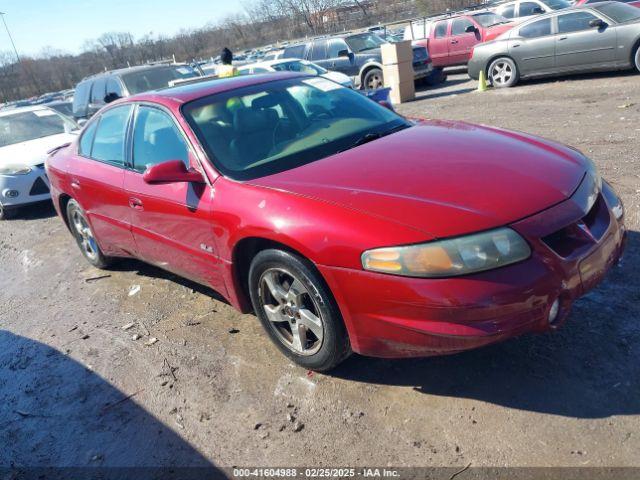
72, 63, 200, 121
0, 106, 78, 219
262, 49, 285, 61
238, 58, 354, 88
47, 72, 625, 370
404, 11, 514, 68
492, 0, 572, 22
468, 1, 640, 87
282, 32, 433, 89
574, 0, 640, 7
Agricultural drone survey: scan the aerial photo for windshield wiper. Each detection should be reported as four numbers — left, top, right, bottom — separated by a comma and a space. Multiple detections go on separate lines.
338, 124, 410, 153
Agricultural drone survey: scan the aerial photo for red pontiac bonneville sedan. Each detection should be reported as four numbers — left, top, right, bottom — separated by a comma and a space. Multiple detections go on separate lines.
46, 73, 626, 371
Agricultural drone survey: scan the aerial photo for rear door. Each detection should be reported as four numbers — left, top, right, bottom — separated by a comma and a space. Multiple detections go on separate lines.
67, 105, 136, 256
308, 40, 330, 69
123, 104, 225, 291
509, 17, 556, 75
449, 17, 480, 64
429, 20, 451, 66
554, 10, 617, 70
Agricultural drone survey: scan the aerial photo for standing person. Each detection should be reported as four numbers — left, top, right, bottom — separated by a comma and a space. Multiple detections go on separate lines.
217, 48, 238, 78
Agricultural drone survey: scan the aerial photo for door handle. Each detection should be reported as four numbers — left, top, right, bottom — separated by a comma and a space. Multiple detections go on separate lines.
70, 179, 81, 190
512, 43, 521, 48
451, 40, 458, 44
559, 36, 568, 41
129, 197, 144, 210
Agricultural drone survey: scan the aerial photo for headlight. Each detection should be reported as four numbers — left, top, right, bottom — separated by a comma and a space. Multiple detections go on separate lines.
362, 227, 531, 278
0, 165, 32, 175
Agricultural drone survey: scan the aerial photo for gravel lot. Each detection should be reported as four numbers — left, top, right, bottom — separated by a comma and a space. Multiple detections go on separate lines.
1, 70, 639, 472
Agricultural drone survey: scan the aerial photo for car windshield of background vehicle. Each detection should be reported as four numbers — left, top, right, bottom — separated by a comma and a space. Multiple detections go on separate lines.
0, 110, 76, 147
473, 12, 509, 27
183, 77, 409, 181
595, 2, 640, 22
345, 33, 386, 53
122, 65, 199, 95
542, 0, 571, 9
271, 61, 327, 75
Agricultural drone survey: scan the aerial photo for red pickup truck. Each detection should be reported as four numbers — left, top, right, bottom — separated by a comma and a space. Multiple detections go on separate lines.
404, 11, 515, 68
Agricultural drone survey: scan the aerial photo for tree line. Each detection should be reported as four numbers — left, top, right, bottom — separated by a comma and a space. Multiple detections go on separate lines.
0, 0, 480, 102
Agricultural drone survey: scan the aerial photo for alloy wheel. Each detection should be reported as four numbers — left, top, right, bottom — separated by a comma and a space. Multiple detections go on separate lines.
259, 268, 324, 356
365, 70, 384, 90
491, 61, 513, 87
71, 210, 99, 261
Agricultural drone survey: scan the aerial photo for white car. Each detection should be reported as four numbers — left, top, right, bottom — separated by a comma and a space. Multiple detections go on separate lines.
492, 0, 571, 23
0, 106, 78, 219
238, 59, 354, 88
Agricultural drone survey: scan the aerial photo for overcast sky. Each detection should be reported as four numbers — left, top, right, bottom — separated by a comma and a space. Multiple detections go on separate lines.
0, 0, 244, 57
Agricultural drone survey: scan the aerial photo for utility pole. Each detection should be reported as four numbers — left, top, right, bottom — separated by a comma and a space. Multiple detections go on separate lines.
0, 11, 40, 97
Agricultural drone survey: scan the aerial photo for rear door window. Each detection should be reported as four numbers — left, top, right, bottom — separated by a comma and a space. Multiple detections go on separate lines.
90, 78, 107, 105
90, 105, 133, 166
434, 21, 448, 38
106, 78, 124, 98
132, 107, 189, 173
283, 44, 307, 59
519, 17, 552, 37
309, 40, 328, 61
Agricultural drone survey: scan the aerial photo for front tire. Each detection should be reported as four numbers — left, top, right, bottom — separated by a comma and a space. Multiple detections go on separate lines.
488, 57, 519, 88
362, 68, 384, 91
248, 249, 351, 371
66, 199, 112, 269
634, 46, 640, 73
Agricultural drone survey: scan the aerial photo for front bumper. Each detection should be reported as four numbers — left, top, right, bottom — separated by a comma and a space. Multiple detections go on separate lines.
0, 164, 51, 209
467, 56, 482, 80
413, 60, 433, 80
319, 180, 626, 358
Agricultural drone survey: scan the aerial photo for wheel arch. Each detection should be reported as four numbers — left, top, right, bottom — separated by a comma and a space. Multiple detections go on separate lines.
359, 61, 384, 86
485, 53, 519, 78
630, 36, 640, 67
58, 193, 73, 232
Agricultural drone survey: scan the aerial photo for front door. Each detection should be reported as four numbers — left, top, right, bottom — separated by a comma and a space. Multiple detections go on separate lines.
123, 104, 225, 292
449, 18, 481, 65
555, 11, 617, 70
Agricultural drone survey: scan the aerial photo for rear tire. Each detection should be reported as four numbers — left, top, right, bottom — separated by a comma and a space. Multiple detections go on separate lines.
66, 199, 112, 269
0, 203, 16, 220
488, 57, 519, 88
248, 249, 351, 371
362, 68, 384, 91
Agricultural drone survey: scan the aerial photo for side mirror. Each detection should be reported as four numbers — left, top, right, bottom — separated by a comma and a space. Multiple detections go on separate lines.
532, 6, 545, 14
465, 25, 478, 34
589, 18, 606, 28
143, 160, 205, 184
337, 49, 350, 58
104, 92, 121, 104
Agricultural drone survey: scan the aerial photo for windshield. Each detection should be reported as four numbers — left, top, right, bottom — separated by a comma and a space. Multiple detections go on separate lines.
271, 61, 327, 75
473, 12, 510, 26
122, 65, 199, 95
345, 33, 387, 53
595, 2, 640, 23
541, 0, 571, 9
183, 77, 408, 180
0, 109, 76, 147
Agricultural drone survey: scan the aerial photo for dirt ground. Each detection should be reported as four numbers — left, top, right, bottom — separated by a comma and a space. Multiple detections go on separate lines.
1, 70, 639, 472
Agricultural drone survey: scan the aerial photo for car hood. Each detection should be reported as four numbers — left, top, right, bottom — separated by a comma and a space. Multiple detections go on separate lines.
250, 120, 586, 239
321, 71, 353, 86
0, 132, 77, 167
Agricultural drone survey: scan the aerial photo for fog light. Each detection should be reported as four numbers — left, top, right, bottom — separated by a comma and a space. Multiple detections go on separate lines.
4, 190, 19, 198
548, 298, 560, 325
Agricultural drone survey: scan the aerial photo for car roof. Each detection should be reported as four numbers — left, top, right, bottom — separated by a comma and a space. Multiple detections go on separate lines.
80, 63, 191, 83
0, 105, 54, 118
127, 71, 306, 105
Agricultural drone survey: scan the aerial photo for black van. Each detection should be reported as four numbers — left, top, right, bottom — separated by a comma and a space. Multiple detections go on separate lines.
72, 63, 199, 121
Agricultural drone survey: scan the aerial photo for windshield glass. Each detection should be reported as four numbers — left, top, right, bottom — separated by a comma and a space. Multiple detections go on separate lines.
595, 2, 640, 23
473, 12, 509, 26
0, 109, 76, 147
271, 61, 327, 75
183, 77, 408, 180
541, 0, 571, 9
345, 33, 387, 53
122, 65, 198, 94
